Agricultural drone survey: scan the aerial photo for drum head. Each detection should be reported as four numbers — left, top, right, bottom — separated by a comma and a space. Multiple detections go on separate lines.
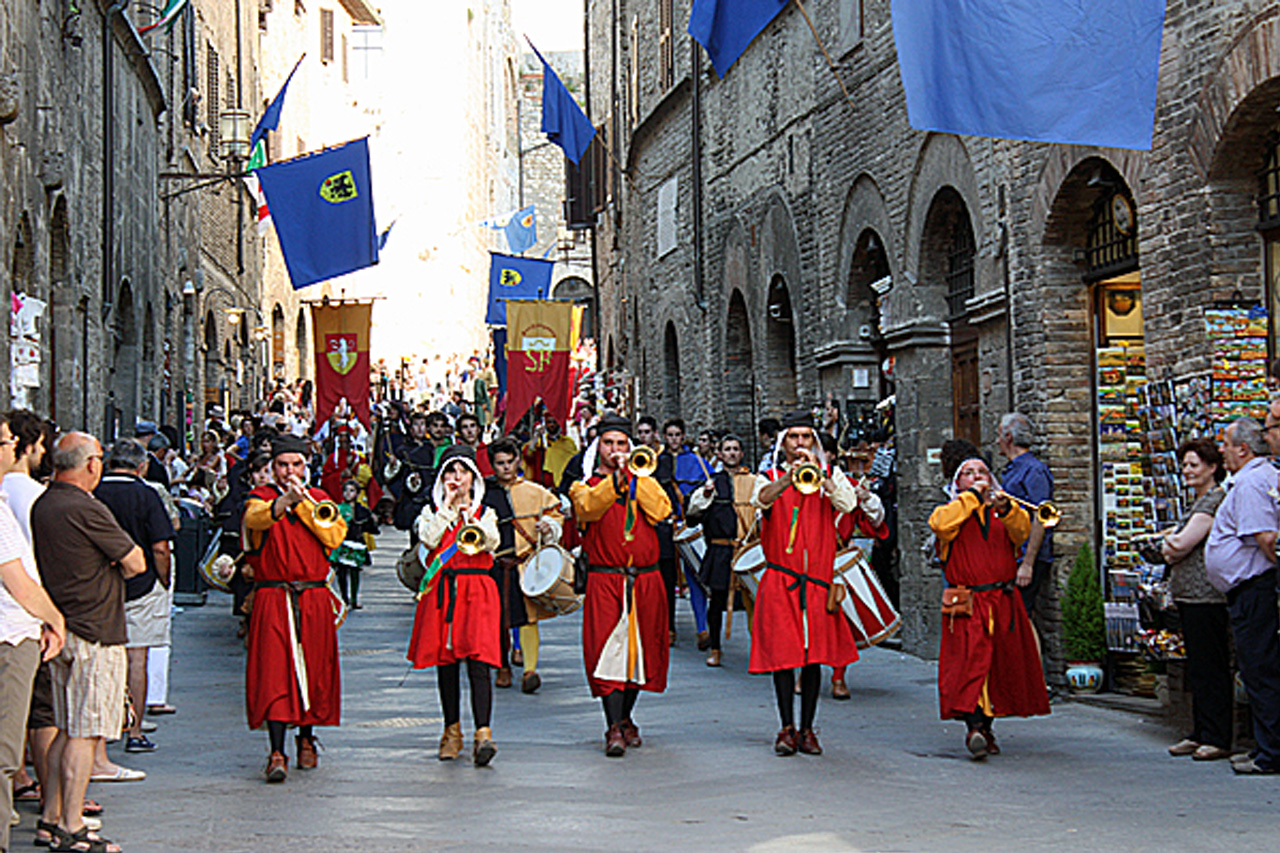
521, 548, 564, 597
733, 543, 765, 574
674, 523, 703, 544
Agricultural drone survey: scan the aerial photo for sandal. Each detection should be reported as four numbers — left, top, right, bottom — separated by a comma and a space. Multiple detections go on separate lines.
15, 781, 41, 801
49, 825, 121, 853
83, 799, 104, 817
35, 818, 58, 848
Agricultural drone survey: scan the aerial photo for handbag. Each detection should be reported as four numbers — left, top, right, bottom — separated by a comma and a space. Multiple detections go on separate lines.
941, 586, 972, 617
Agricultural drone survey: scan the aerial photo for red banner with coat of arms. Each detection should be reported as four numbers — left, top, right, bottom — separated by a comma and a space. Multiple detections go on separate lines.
505, 299, 576, 428
311, 302, 372, 429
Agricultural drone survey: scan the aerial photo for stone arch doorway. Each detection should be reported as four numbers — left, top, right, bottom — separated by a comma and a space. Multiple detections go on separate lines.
663, 321, 681, 417
725, 288, 756, 459
296, 307, 309, 379
920, 188, 978, 445
765, 275, 798, 411
204, 310, 222, 413
272, 303, 286, 379
10, 214, 36, 410
553, 276, 594, 339
110, 280, 138, 439
49, 198, 74, 422
142, 301, 156, 420
846, 228, 892, 429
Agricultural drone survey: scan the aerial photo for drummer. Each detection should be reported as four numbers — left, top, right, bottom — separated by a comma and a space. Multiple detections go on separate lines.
482, 439, 563, 693
749, 410, 860, 757
685, 434, 758, 667
569, 415, 673, 757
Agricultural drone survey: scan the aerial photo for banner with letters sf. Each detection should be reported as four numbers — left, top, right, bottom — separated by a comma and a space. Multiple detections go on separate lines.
505, 300, 575, 428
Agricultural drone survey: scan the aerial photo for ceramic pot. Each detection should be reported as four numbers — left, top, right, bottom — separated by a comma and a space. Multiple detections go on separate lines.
1066, 661, 1103, 694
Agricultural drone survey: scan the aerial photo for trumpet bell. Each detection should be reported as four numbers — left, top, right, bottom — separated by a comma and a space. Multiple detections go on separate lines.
313, 500, 341, 528
792, 462, 823, 495
1038, 502, 1062, 528
456, 523, 486, 556
628, 445, 657, 478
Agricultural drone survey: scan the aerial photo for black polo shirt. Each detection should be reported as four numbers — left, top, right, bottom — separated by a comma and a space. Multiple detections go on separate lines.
95, 472, 176, 601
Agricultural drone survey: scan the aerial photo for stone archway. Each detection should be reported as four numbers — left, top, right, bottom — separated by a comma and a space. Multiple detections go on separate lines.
765, 275, 798, 410
111, 280, 139, 438
663, 321, 681, 418
725, 288, 756, 458
296, 307, 309, 380
10, 213, 37, 411
49, 197, 75, 423
553, 275, 594, 339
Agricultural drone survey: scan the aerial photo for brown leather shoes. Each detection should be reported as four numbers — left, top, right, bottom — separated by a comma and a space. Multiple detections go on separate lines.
521, 671, 541, 694
473, 727, 497, 766
696, 630, 712, 651
798, 728, 822, 755
605, 723, 627, 757
831, 679, 851, 700
966, 729, 989, 760
620, 719, 642, 748
495, 667, 513, 688
438, 722, 464, 760
265, 751, 288, 783
982, 728, 999, 756
295, 735, 318, 769
706, 650, 722, 667
775, 726, 798, 756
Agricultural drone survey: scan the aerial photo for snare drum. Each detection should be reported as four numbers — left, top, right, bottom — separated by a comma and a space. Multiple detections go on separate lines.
395, 545, 427, 593
520, 545, 583, 617
197, 537, 233, 593
833, 548, 901, 648
731, 543, 767, 598
674, 523, 706, 575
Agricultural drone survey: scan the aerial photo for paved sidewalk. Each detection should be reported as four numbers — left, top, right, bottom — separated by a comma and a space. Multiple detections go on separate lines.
13, 530, 1278, 852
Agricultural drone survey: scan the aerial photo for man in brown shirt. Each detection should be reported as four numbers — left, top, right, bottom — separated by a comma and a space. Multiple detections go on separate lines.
31, 432, 144, 851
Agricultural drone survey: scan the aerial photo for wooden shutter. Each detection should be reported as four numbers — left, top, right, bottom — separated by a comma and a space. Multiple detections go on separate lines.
320, 8, 334, 63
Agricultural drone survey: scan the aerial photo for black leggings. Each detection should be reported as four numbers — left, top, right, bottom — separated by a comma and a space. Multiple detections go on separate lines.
335, 564, 361, 606
706, 588, 730, 651
437, 659, 493, 728
963, 709, 993, 732
772, 665, 821, 730
601, 687, 639, 726
267, 721, 313, 754
659, 556, 678, 631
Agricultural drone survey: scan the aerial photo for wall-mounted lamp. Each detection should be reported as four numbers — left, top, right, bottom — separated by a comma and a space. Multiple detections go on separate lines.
218, 108, 252, 161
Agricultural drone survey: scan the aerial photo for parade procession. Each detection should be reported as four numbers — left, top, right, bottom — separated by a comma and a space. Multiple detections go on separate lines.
5, 0, 1280, 851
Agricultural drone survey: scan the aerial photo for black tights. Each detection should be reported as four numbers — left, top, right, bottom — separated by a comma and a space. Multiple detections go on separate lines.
601, 687, 640, 726
963, 709, 992, 732
437, 659, 493, 728
336, 565, 361, 606
772, 665, 821, 730
706, 588, 729, 651
267, 721, 313, 754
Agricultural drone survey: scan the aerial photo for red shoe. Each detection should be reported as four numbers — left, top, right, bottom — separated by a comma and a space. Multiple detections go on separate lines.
620, 719, 642, 748
605, 724, 627, 757
265, 751, 288, 783
982, 728, 1000, 756
775, 726, 798, 756
798, 728, 822, 755
966, 729, 989, 760
296, 735, 318, 770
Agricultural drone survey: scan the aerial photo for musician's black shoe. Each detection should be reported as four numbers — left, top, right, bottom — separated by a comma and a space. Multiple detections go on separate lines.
774, 726, 798, 756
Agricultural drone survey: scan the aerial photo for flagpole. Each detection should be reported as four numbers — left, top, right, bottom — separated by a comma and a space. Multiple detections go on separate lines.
791, 0, 857, 118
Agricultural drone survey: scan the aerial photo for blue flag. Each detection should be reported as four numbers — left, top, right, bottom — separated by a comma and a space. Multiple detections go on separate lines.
251, 55, 304, 151
486, 252, 554, 325
504, 205, 537, 254
530, 42, 596, 164
688, 0, 788, 78
255, 137, 379, 290
892, 0, 1166, 151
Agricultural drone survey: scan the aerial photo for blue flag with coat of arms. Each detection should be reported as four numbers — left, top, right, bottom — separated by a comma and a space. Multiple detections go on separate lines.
254, 137, 379, 290
486, 252, 554, 325
504, 205, 537, 254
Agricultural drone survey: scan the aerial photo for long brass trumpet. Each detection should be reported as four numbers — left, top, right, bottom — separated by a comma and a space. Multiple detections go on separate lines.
311, 499, 342, 528
994, 490, 1062, 528
456, 523, 487, 555
628, 445, 658, 478
791, 462, 824, 495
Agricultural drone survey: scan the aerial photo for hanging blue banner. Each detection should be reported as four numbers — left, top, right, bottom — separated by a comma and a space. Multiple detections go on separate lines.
485, 252, 554, 325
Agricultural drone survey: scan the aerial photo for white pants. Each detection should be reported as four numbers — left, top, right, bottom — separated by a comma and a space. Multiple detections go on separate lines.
146, 582, 176, 705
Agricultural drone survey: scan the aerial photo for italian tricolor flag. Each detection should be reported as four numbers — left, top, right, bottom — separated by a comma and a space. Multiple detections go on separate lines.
138, 0, 189, 34
244, 140, 271, 236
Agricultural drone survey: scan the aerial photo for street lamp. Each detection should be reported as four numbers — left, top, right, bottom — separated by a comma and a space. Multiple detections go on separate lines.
218, 108, 252, 161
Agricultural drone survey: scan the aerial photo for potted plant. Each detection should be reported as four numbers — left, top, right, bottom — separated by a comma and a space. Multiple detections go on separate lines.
1061, 543, 1106, 693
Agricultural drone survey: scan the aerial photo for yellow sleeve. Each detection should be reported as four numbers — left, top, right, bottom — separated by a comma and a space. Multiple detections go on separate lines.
243, 497, 278, 532
296, 499, 348, 551
633, 475, 673, 525
570, 476, 622, 523
928, 491, 982, 543
999, 503, 1031, 548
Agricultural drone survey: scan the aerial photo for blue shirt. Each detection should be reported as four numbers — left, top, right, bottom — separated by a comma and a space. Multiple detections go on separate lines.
1205, 456, 1280, 593
1002, 450, 1053, 563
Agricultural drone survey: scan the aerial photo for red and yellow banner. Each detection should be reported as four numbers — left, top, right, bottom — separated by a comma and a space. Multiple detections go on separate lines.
506, 299, 576, 427
311, 302, 372, 429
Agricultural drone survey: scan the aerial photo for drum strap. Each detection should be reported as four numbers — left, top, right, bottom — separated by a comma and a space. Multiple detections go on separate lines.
765, 562, 830, 615
439, 568, 493, 624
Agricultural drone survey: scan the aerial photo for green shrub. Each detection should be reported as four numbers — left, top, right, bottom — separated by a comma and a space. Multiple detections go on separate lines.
1062, 542, 1106, 662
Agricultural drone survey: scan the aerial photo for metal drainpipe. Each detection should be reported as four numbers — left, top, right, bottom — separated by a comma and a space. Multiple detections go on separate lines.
691, 39, 705, 312
234, 0, 245, 276
585, 0, 602, 373
102, 1, 128, 431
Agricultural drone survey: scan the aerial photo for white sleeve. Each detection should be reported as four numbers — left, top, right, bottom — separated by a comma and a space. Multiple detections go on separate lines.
417, 504, 459, 548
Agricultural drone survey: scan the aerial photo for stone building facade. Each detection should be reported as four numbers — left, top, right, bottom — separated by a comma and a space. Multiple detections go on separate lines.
587, 0, 1280, 671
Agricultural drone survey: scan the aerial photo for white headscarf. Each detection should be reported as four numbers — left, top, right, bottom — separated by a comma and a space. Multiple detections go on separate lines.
770, 427, 829, 475
431, 453, 486, 512
946, 456, 988, 500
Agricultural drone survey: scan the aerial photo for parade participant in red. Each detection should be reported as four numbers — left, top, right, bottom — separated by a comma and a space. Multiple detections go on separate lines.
243, 435, 348, 783
929, 456, 1049, 760
569, 415, 672, 757
828, 476, 891, 699
750, 411, 860, 757
406, 444, 502, 766
320, 428, 383, 510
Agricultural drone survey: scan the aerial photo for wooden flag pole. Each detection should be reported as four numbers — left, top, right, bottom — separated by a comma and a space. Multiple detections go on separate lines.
791, 0, 858, 118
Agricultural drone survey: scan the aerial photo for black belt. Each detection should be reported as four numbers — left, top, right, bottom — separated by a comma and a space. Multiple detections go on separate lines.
589, 563, 660, 602
766, 562, 830, 614
255, 580, 328, 626
950, 581, 1016, 630
1226, 569, 1277, 606
438, 567, 492, 624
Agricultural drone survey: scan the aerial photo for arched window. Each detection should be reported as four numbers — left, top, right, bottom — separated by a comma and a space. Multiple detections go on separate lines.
765, 275, 797, 409
663, 321, 681, 416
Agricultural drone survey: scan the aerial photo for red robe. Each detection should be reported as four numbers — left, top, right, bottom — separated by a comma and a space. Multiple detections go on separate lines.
931, 493, 1050, 720
749, 471, 860, 673
406, 518, 501, 668
836, 507, 890, 546
321, 448, 384, 509
571, 473, 671, 697
244, 485, 345, 729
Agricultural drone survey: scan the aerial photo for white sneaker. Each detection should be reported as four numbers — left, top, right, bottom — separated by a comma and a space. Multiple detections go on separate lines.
1168, 738, 1199, 756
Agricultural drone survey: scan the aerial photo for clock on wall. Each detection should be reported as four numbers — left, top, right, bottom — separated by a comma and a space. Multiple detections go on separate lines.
1110, 193, 1136, 236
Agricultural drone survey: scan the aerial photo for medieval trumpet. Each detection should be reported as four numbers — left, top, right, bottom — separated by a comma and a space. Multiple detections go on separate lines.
312, 500, 342, 528
456, 523, 487, 555
993, 490, 1062, 529
628, 445, 658, 478
791, 462, 824, 495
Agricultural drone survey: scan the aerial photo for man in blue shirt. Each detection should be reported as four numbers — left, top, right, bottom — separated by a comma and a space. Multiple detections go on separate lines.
998, 412, 1054, 617
659, 418, 714, 649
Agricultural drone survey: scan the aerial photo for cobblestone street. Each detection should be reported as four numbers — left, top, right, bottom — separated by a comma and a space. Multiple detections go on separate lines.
8, 532, 1275, 852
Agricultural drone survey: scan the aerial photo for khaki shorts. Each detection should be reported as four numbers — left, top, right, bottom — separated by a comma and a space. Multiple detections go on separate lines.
50, 633, 127, 739
125, 582, 171, 648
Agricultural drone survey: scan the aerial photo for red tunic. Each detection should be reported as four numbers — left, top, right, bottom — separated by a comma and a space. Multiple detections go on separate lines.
749, 471, 860, 673
576, 474, 669, 697
406, 518, 501, 668
245, 485, 342, 729
935, 499, 1050, 720
836, 507, 890, 546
